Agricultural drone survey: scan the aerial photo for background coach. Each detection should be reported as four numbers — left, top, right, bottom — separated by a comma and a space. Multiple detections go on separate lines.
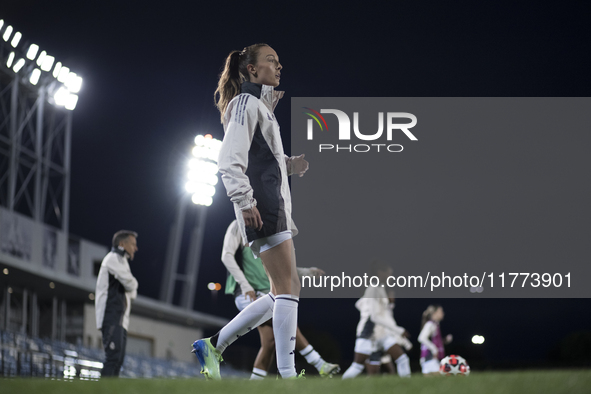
95, 230, 139, 377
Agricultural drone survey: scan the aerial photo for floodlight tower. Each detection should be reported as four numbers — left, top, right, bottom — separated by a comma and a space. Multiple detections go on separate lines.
0, 18, 83, 232
160, 134, 222, 310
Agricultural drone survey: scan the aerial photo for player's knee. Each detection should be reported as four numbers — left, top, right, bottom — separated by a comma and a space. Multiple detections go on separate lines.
388, 344, 404, 359
261, 335, 275, 350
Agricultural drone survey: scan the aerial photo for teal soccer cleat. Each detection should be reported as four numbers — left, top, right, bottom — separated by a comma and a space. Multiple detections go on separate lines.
192, 338, 223, 380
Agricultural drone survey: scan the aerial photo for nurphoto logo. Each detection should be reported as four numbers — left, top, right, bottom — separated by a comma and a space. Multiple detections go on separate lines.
302, 107, 418, 153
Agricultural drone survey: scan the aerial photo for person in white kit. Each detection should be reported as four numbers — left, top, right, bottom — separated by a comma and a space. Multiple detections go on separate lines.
365, 293, 401, 375
342, 262, 412, 379
95, 230, 139, 377
192, 43, 309, 380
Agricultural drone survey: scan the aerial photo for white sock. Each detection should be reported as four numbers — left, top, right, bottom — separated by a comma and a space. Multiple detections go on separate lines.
299, 344, 325, 371
395, 353, 411, 377
342, 362, 364, 379
214, 293, 275, 353
273, 294, 299, 378
250, 368, 267, 380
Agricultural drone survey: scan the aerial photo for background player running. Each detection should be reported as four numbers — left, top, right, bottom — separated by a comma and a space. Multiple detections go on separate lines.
342, 262, 412, 379
418, 304, 453, 376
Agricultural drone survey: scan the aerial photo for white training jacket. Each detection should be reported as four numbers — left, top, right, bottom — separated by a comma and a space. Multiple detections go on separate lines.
95, 248, 138, 331
217, 81, 299, 245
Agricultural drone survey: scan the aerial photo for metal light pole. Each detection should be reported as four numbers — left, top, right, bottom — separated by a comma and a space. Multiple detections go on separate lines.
160, 134, 222, 309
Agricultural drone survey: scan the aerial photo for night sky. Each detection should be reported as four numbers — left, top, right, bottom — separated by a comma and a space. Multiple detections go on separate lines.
3, 1, 590, 368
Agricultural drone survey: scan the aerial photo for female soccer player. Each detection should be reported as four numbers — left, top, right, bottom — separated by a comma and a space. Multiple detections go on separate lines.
192, 43, 308, 380
222, 220, 340, 379
417, 304, 453, 376
342, 262, 412, 379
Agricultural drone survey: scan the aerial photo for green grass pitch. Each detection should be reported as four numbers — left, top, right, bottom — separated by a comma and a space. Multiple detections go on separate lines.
2, 370, 590, 394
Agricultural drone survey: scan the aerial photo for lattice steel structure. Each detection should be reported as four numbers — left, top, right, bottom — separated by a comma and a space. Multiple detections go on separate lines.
159, 197, 208, 310
0, 19, 79, 231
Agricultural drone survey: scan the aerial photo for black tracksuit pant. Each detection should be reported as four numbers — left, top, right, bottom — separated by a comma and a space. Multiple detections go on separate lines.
101, 324, 127, 377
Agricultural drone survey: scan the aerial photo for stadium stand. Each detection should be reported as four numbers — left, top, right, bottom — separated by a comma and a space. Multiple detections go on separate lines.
0, 328, 247, 378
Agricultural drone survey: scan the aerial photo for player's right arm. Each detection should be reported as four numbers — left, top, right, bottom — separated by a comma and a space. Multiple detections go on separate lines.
218, 96, 259, 216
221, 221, 255, 298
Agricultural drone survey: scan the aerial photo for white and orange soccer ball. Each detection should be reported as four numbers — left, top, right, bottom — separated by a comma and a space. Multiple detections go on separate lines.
439, 354, 470, 376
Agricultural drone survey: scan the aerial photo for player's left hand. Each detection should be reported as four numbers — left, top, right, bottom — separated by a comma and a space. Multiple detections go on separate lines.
291, 154, 309, 177
308, 267, 325, 276
244, 291, 256, 302
242, 206, 263, 230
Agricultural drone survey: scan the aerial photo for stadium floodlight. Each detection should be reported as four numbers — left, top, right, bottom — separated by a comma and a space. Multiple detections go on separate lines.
2, 25, 12, 42
0, 20, 3, 30
36, 50, 46, 66
10, 31, 21, 47
26, 43, 39, 60
191, 193, 213, 207
12, 58, 25, 73
194, 134, 223, 161
471, 335, 485, 344
207, 282, 216, 290
52, 62, 62, 78
57, 66, 70, 83
193, 183, 215, 197
186, 171, 218, 187
64, 93, 78, 110
188, 158, 218, 174
6, 52, 15, 68
65, 72, 82, 92
40, 55, 55, 72
30, 68, 41, 85
187, 134, 222, 206
54, 86, 69, 106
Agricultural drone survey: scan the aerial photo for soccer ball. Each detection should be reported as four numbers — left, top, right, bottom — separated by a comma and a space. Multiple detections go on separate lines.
439, 355, 470, 376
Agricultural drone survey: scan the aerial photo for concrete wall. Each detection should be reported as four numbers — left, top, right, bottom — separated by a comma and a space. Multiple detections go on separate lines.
0, 206, 108, 291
